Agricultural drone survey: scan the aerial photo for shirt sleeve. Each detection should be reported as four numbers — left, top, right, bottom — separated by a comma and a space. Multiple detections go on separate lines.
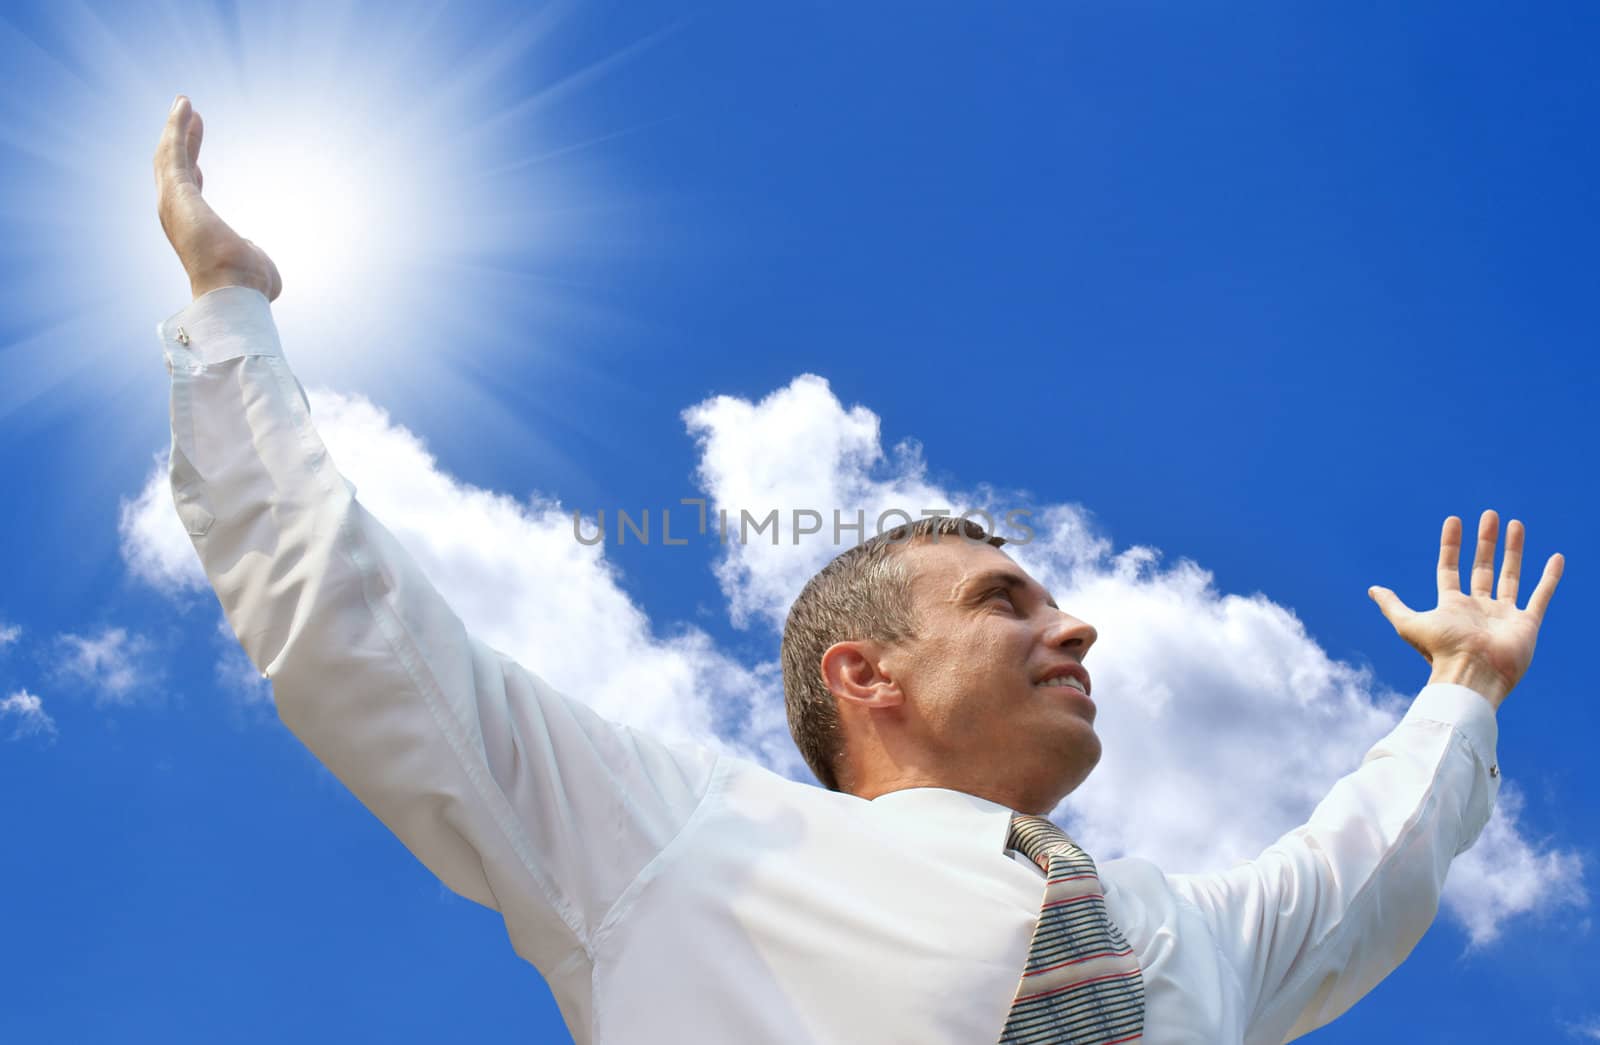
1166, 682, 1500, 1045
157, 286, 720, 973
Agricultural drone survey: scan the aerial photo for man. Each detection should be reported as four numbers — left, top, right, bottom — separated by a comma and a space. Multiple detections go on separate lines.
152, 96, 1564, 1044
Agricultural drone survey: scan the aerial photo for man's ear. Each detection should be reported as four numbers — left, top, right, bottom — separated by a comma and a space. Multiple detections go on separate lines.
821, 640, 904, 711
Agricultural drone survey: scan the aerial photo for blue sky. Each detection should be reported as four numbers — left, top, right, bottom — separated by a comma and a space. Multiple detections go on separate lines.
2, 1, 1596, 1041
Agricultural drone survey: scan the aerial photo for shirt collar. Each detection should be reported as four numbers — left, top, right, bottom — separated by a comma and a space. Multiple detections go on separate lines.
866, 786, 1018, 857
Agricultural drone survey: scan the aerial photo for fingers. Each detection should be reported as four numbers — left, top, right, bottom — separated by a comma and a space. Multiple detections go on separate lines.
155, 96, 198, 193
154, 96, 227, 264
1497, 518, 1525, 604
1470, 509, 1499, 597
188, 109, 204, 191
187, 109, 204, 169
1526, 552, 1565, 623
1436, 515, 1463, 597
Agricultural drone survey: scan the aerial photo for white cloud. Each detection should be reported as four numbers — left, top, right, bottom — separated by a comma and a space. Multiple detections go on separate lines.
2, 689, 57, 742
1566, 1016, 1600, 1041
122, 372, 1586, 947
120, 455, 206, 594
56, 627, 149, 705
684, 375, 947, 632
1445, 786, 1588, 949
0, 622, 20, 650
684, 373, 1588, 946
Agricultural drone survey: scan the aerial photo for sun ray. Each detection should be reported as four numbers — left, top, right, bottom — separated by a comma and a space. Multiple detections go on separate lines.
474, 116, 680, 183
459, 20, 683, 151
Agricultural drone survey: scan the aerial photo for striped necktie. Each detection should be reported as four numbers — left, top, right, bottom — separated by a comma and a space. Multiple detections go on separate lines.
999, 813, 1145, 1044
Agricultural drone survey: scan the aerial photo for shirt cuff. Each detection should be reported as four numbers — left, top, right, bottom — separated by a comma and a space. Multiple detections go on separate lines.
156, 285, 282, 368
1402, 682, 1500, 778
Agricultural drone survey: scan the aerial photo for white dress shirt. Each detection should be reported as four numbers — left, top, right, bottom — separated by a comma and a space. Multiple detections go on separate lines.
159, 287, 1501, 1045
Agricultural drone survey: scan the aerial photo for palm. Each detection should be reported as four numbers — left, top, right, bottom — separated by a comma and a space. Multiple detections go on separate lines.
1370, 511, 1563, 700
1413, 591, 1538, 682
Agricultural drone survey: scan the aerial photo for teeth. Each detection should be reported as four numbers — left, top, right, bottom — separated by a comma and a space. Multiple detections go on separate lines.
1040, 676, 1086, 693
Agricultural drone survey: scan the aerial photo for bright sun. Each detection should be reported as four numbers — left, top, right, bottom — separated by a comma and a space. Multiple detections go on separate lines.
0, 0, 657, 421
206, 114, 391, 302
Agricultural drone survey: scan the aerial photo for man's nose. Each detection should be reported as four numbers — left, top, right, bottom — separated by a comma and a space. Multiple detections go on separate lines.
1043, 610, 1097, 655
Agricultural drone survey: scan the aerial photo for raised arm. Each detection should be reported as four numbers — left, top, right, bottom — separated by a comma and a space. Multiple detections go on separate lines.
151, 98, 719, 977
1171, 511, 1563, 1044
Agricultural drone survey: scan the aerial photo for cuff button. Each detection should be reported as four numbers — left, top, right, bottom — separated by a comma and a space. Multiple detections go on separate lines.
176, 326, 191, 346
1489, 764, 1500, 778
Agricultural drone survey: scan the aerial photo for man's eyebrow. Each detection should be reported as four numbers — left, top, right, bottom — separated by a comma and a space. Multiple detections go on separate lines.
958, 569, 1059, 610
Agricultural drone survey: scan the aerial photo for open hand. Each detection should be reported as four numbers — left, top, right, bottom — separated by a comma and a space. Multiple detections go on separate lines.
1369, 510, 1563, 709
153, 95, 282, 302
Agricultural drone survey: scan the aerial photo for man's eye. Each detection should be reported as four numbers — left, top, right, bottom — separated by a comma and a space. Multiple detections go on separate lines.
989, 589, 1016, 606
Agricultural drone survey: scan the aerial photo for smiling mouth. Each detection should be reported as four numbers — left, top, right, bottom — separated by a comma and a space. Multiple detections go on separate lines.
1037, 676, 1089, 696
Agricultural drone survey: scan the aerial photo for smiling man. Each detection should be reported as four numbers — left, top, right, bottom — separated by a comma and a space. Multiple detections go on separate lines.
153, 96, 1564, 1044
787, 530, 1105, 811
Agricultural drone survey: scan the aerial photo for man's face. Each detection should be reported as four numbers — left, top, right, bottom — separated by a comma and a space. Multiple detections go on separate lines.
880, 536, 1101, 810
